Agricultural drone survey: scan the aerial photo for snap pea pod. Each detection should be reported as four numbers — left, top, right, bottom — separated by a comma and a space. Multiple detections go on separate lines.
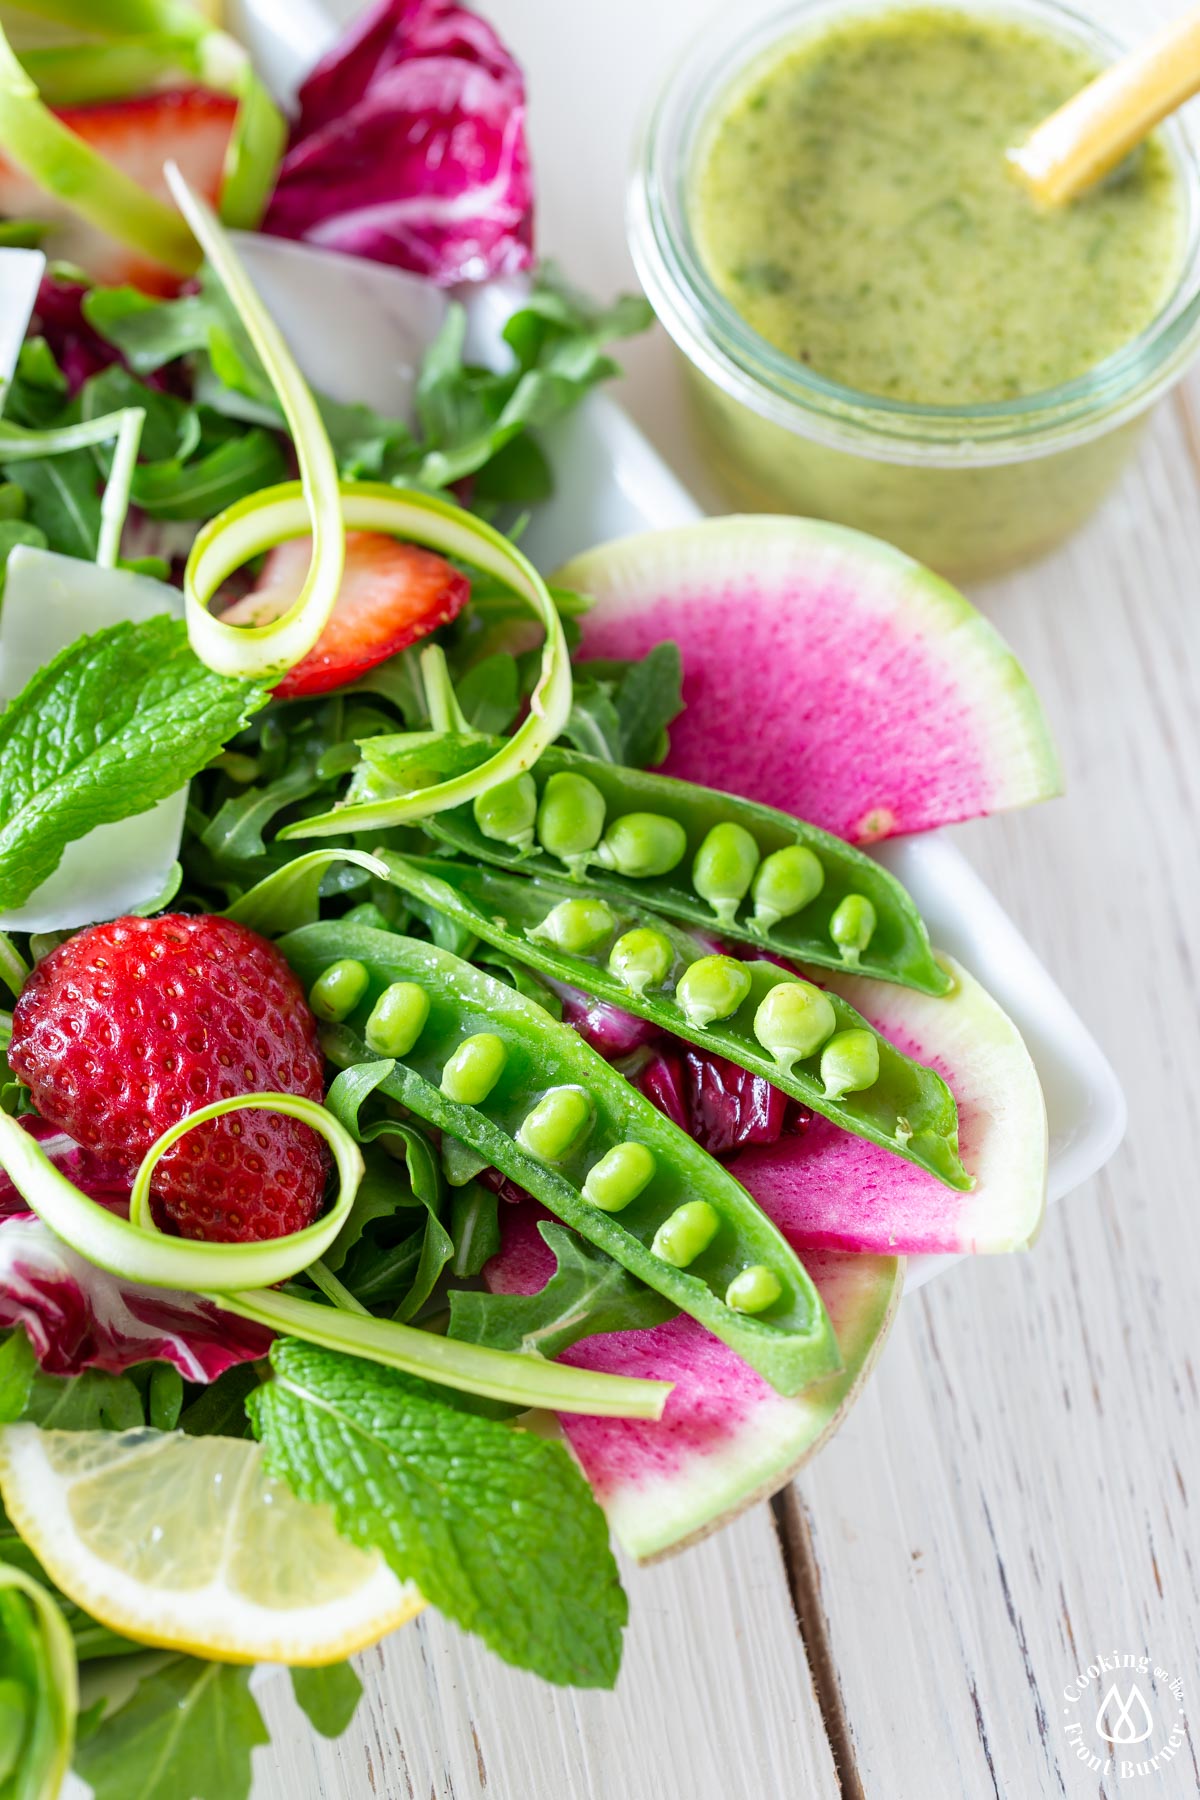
279, 922, 841, 1396
375, 853, 968, 1190
348, 733, 949, 995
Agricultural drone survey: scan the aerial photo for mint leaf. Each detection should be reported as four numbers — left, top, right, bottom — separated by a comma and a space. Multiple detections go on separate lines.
249, 1339, 626, 1687
448, 1221, 677, 1358
289, 1663, 363, 1739
73, 1658, 268, 1800
0, 615, 269, 910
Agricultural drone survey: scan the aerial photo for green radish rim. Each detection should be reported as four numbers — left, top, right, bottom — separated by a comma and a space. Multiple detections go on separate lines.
0, 1094, 364, 1293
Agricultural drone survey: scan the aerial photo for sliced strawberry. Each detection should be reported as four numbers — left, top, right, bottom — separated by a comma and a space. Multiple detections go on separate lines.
0, 88, 237, 295
222, 529, 471, 699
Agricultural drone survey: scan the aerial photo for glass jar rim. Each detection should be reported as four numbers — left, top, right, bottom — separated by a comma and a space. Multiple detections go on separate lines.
630, 0, 1200, 463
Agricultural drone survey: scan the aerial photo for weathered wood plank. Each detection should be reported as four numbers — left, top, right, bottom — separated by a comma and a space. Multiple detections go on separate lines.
254, 1506, 840, 1798
786, 380, 1200, 1797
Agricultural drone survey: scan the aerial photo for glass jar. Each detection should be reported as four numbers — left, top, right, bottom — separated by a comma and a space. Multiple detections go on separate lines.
628, 0, 1200, 582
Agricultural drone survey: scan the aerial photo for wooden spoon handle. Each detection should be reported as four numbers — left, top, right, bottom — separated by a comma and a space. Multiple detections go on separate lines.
1010, 6, 1200, 206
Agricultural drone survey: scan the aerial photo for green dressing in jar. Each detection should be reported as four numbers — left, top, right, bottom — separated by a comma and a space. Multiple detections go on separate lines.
692, 8, 1183, 407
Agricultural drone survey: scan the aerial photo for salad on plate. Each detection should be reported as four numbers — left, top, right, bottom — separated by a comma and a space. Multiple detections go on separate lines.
0, 0, 1063, 1793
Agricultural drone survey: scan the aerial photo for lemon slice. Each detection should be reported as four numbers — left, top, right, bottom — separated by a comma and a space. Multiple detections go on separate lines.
0, 1425, 423, 1665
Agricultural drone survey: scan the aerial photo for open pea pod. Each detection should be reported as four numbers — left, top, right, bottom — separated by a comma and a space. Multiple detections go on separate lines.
376, 853, 968, 1190
279, 922, 841, 1397
346, 734, 950, 995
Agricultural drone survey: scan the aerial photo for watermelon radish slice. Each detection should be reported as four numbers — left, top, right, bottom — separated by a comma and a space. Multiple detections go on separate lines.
559, 517, 1061, 844
486, 1204, 902, 1561
729, 954, 1046, 1255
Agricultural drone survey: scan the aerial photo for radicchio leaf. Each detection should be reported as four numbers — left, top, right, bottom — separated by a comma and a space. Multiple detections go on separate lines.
264, 0, 533, 284
634, 1046, 811, 1158
0, 1118, 129, 1219
0, 1212, 271, 1381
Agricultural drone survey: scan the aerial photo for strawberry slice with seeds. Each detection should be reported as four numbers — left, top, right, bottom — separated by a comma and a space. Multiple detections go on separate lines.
222, 529, 471, 699
0, 88, 237, 295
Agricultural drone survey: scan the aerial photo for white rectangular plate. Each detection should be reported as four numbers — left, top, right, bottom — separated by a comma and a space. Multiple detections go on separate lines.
233, 0, 1126, 1289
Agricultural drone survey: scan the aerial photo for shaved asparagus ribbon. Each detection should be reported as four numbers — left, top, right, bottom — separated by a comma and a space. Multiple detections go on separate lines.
0, 1565, 78, 1799
0, 0, 285, 241
0, 1105, 668, 1418
191, 481, 574, 833
0, 408, 144, 567
0, 23, 197, 274
169, 172, 572, 812
166, 166, 347, 683
0, 1094, 363, 1293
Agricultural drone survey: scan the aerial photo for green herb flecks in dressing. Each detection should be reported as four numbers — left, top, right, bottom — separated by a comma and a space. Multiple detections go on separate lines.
692, 7, 1184, 404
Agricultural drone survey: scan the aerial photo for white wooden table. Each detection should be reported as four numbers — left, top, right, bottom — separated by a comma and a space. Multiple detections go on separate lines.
255, 2, 1200, 1792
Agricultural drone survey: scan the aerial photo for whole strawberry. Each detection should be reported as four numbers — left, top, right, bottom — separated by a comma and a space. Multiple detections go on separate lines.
10, 914, 329, 1244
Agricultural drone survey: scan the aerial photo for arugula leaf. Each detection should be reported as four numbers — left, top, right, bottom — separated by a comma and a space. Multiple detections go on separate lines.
83, 266, 651, 507
448, 1221, 677, 1358
177, 1363, 261, 1440
250, 1339, 626, 1686
83, 284, 225, 375
289, 1663, 363, 1740
0, 1525, 139, 1664
561, 644, 685, 768
449, 1182, 501, 1279
0, 614, 269, 910
454, 651, 521, 735
323, 1063, 449, 1317
0, 1329, 35, 1424
73, 1657, 269, 1800
0, 1328, 162, 1435
4, 448, 99, 560
0, 520, 47, 595
0, 1566, 76, 1799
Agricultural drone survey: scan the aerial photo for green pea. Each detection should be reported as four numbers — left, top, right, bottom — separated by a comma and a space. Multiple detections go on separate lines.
652, 1199, 720, 1267
725, 1264, 783, 1313
342, 901, 392, 932
595, 812, 688, 879
753, 980, 836, 1073
536, 771, 607, 875
582, 1141, 656, 1212
751, 845, 825, 930
608, 926, 674, 995
308, 958, 370, 1022
364, 981, 430, 1057
441, 1032, 507, 1105
830, 893, 877, 966
675, 954, 753, 1027
820, 1028, 880, 1101
693, 821, 760, 924
527, 897, 616, 956
516, 1085, 593, 1161
474, 772, 537, 854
